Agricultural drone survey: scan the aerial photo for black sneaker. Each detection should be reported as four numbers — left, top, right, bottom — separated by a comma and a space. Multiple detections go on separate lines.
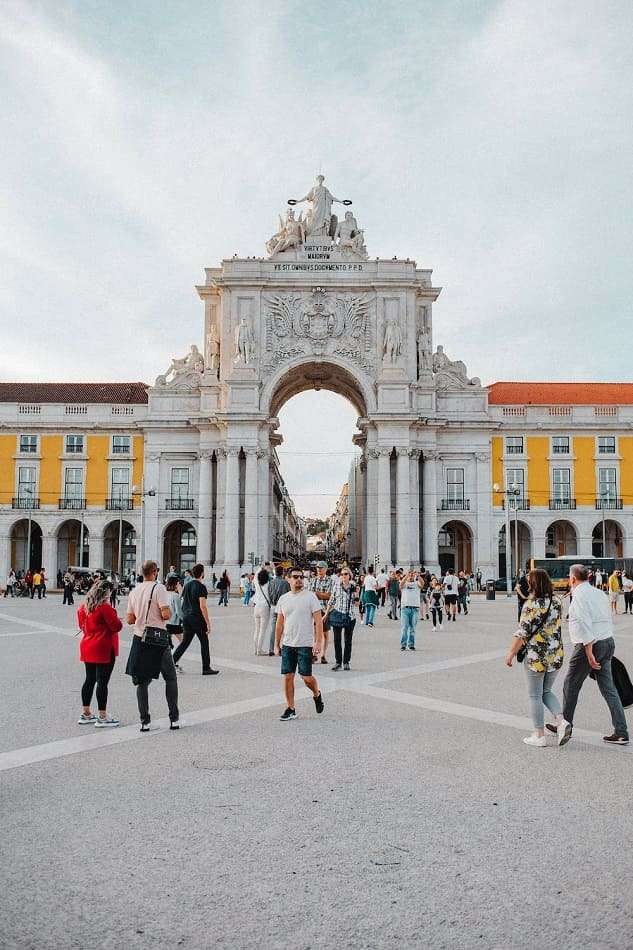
343, 662, 350, 671
400, 645, 406, 651
409, 645, 416, 651
320, 657, 328, 664
603, 733, 629, 745
202, 668, 220, 675
170, 720, 180, 730
313, 692, 324, 714
545, 724, 558, 735
332, 664, 342, 671
279, 707, 296, 721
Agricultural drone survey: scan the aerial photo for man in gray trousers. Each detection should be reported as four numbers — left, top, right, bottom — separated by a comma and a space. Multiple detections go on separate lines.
555, 564, 629, 746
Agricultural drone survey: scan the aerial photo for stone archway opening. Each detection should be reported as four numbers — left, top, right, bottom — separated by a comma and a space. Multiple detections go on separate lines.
592, 519, 623, 558
438, 520, 472, 574
103, 520, 136, 575
57, 519, 89, 570
163, 520, 197, 574
546, 520, 578, 558
10, 519, 42, 573
498, 521, 532, 578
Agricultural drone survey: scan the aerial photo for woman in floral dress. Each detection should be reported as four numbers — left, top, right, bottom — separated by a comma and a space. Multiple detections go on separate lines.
505, 569, 565, 747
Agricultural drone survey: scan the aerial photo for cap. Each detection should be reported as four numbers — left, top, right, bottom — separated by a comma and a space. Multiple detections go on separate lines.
316, 560, 328, 568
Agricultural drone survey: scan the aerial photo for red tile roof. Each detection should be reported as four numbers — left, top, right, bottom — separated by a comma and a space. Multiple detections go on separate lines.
488, 382, 633, 406
0, 382, 148, 404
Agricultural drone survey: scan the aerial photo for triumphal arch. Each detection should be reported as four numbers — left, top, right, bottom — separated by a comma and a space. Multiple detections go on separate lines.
146, 175, 493, 576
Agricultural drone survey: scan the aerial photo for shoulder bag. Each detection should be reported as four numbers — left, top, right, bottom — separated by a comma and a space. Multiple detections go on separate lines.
328, 584, 355, 628
517, 597, 552, 663
141, 583, 170, 649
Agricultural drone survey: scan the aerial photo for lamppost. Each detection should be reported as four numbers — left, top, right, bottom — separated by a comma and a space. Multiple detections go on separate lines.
600, 486, 610, 557
508, 482, 522, 580
493, 482, 513, 597
132, 482, 156, 573
23, 485, 34, 573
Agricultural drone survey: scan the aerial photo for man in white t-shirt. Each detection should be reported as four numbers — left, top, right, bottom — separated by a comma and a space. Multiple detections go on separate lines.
376, 568, 388, 607
442, 569, 459, 622
274, 567, 325, 721
622, 572, 633, 614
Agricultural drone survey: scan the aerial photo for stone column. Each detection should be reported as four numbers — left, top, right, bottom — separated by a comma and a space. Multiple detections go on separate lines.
90, 535, 104, 571
377, 448, 392, 568
532, 533, 546, 560
224, 447, 240, 567
0, 532, 10, 583
243, 448, 259, 566
422, 451, 440, 572
474, 452, 494, 577
42, 532, 57, 584
396, 448, 411, 566
409, 450, 421, 564
363, 453, 377, 566
257, 448, 270, 562
214, 449, 226, 565
196, 451, 213, 566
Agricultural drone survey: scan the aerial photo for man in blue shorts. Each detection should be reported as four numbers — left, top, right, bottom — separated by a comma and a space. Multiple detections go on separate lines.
274, 567, 325, 721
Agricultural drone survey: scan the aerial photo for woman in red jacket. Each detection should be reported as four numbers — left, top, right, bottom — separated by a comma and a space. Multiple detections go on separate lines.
77, 579, 122, 727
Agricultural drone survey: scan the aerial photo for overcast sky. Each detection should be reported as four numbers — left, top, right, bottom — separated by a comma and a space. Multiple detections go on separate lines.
2, 1, 632, 516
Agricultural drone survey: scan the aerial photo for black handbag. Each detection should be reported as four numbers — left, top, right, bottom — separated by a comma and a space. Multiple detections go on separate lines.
517, 597, 552, 663
589, 655, 633, 708
141, 583, 170, 649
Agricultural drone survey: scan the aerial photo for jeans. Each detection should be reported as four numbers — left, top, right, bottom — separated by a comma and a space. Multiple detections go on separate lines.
431, 607, 443, 627
458, 594, 468, 614
82, 656, 115, 709
364, 603, 376, 625
172, 621, 211, 671
332, 622, 355, 665
218, 588, 229, 606
388, 594, 399, 619
400, 606, 418, 647
243, 589, 252, 605
524, 666, 561, 729
563, 637, 628, 737
136, 647, 179, 724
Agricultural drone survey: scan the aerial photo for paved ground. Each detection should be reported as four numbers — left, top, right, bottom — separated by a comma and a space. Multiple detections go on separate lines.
1, 591, 632, 950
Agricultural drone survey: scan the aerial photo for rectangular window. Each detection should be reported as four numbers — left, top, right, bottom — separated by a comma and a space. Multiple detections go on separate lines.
552, 468, 571, 500
65, 435, 84, 454
64, 467, 83, 499
17, 465, 36, 501
505, 436, 524, 455
598, 436, 616, 454
598, 467, 617, 500
19, 435, 38, 454
112, 435, 131, 455
170, 467, 190, 500
552, 436, 569, 454
446, 468, 464, 502
506, 468, 525, 500
111, 467, 130, 500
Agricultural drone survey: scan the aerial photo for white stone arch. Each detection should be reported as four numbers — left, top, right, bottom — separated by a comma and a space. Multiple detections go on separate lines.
591, 517, 625, 558
260, 354, 375, 419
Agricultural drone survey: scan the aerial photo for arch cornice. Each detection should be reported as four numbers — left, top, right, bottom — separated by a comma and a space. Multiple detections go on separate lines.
260, 354, 376, 418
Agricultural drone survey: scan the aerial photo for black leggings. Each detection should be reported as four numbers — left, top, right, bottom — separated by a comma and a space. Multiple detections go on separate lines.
82, 655, 115, 709
431, 607, 443, 627
332, 622, 355, 665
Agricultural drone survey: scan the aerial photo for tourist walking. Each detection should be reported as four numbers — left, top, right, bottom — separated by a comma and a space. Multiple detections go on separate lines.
268, 565, 290, 655
457, 571, 469, 615
243, 573, 254, 606
217, 570, 230, 606
623, 572, 633, 614
400, 569, 423, 650
608, 570, 620, 615
555, 564, 629, 746
4, 569, 16, 597
31, 569, 42, 600
504, 569, 564, 747
77, 579, 122, 727
172, 563, 217, 675
515, 571, 529, 622
62, 570, 75, 605
165, 576, 184, 661
442, 569, 459, 621
362, 564, 379, 626
310, 561, 333, 663
274, 568, 324, 721
125, 560, 180, 731
40, 568, 47, 598
376, 567, 388, 607
476, 568, 482, 591
428, 580, 444, 628
252, 567, 272, 655
387, 570, 400, 620
326, 568, 357, 670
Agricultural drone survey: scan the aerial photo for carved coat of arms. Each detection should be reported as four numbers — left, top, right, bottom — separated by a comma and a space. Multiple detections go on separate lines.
264, 287, 371, 358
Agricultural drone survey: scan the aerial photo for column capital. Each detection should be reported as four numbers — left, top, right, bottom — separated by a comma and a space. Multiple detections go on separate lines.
198, 450, 214, 461
256, 447, 269, 460
225, 446, 240, 457
244, 447, 258, 457
396, 447, 410, 457
423, 449, 438, 461
475, 452, 490, 463
147, 452, 161, 463
376, 447, 392, 458
409, 448, 421, 460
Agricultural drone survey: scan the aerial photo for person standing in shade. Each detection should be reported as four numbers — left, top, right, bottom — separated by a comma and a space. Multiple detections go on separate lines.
310, 561, 333, 664
268, 565, 290, 656
172, 563, 218, 675
252, 567, 272, 656
274, 568, 324, 721
62, 570, 75, 605
362, 564, 379, 626
622, 572, 633, 614
326, 568, 357, 670
515, 570, 529, 622
554, 564, 629, 747
217, 570, 230, 606
476, 568, 482, 592
400, 568, 423, 651
126, 560, 180, 731
442, 568, 459, 622
4, 568, 16, 597
376, 567, 388, 607
457, 571, 469, 615
77, 579, 122, 727
428, 580, 444, 628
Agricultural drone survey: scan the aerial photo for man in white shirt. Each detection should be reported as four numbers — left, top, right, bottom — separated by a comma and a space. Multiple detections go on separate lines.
376, 568, 388, 607
275, 567, 325, 721
556, 564, 628, 746
622, 572, 633, 614
442, 569, 459, 622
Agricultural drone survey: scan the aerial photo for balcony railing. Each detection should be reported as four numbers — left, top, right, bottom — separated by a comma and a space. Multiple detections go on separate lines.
105, 497, 133, 510
549, 498, 576, 510
12, 496, 40, 509
59, 497, 87, 510
440, 498, 470, 511
165, 497, 195, 510
595, 498, 623, 510
502, 498, 530, 511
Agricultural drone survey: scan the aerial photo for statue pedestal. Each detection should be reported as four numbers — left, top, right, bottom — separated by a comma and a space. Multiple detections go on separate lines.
230, 364, 258, 380
379, 365, 407, 381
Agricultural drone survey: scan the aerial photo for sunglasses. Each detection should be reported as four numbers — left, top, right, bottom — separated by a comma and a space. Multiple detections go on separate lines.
290, 574, 303, 580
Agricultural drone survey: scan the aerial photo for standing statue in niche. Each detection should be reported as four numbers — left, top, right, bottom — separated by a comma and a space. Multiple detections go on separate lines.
417, 326, 432, 375
335, 211, 368, 258
288, 174, 351, 239
234, 317, 255, 364
383, 316, 403, 363
205, 324, 220, 375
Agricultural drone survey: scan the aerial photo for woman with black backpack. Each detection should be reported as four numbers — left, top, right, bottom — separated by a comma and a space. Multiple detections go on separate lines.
217, 570, 230, 606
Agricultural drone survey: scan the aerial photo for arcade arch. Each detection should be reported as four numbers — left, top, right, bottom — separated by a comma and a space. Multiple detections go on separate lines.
163, 520, 197, 574
10, 518, 42, 573
498, 521, 532, 578
56, 519, 89, 570
546, 520, 578, 558
438, 520, 472, 574
591, 519, 623, 558
103, 520, 136, 575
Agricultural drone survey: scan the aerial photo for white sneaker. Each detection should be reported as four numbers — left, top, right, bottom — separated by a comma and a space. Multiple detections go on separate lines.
523, 734, 547, 747
77, 713, 97, 725
557, 719, 572, 746
95, 716, 120, 728
140, 722, 159, 732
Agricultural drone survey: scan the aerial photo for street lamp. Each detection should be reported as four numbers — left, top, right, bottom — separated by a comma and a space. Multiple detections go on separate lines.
23, 485, 34, 573
493, 482, 514, 597
132, 482, 156, 573
600, 486, 610, 557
